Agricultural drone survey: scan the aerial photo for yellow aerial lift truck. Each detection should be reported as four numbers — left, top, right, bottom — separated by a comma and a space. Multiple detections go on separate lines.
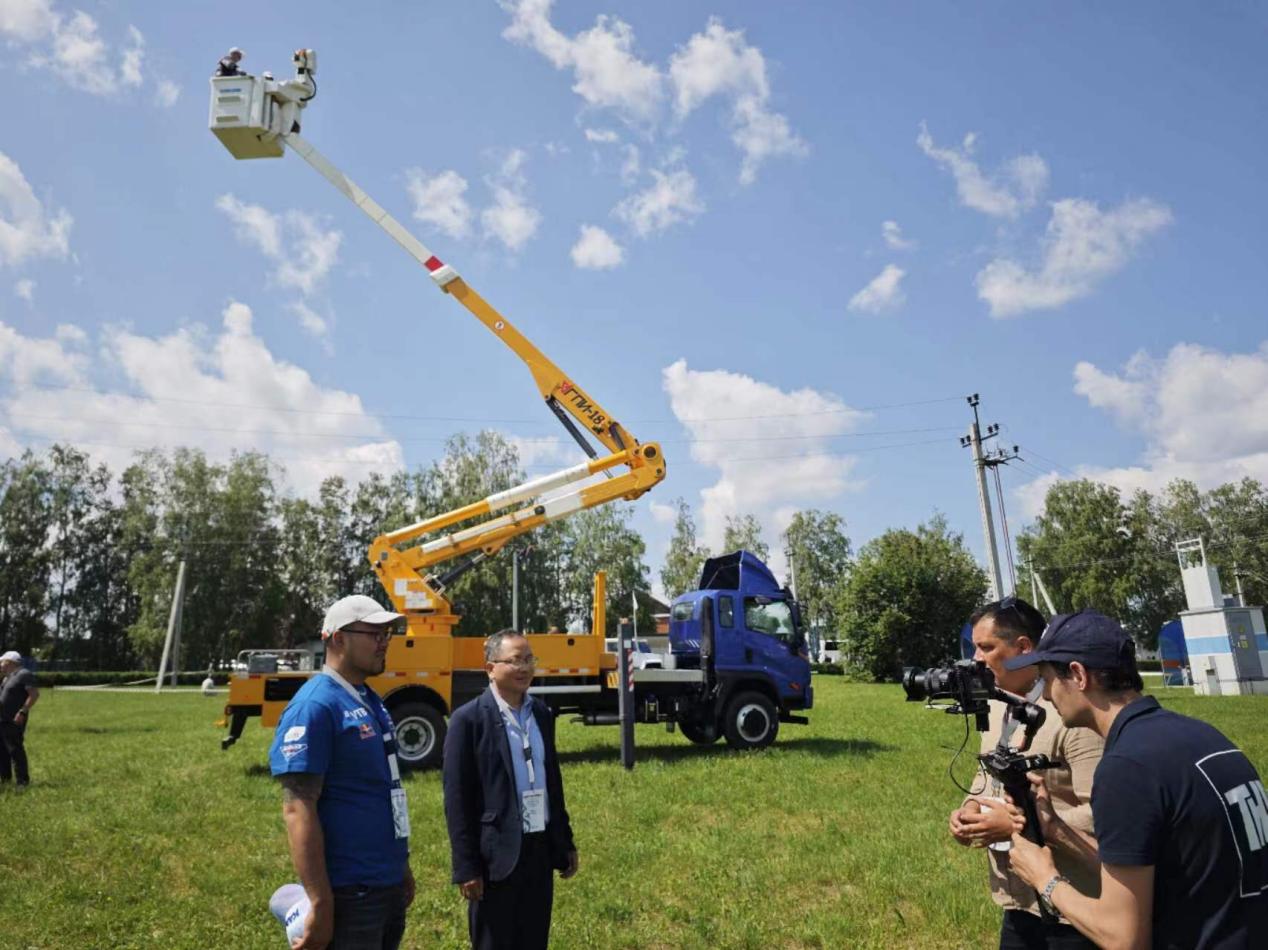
210, 49, 812, 767
210, 48, 664, 768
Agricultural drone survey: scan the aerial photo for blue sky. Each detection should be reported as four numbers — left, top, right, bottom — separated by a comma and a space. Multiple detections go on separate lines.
3, 1, 1267, 593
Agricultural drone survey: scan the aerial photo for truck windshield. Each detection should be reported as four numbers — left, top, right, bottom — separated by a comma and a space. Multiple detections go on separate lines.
743, 598, 796, 642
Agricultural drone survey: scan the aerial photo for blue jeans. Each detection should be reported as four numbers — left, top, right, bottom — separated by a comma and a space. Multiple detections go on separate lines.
330, 882, 407, 950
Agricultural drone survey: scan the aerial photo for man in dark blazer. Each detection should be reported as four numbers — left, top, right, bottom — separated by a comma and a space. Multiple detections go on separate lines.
443, 630, 579, 950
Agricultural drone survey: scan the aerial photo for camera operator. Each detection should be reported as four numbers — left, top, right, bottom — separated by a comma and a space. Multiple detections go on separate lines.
1005, 610, 1268, 949
947, 597, 1104, 949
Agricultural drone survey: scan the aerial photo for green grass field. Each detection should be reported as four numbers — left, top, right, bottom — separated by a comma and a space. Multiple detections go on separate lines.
3, 680, 1265, 949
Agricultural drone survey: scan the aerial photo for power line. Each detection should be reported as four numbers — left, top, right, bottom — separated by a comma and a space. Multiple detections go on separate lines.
9, 433, 953, 470
9, 382, 963, 426
3, 411, 963, 445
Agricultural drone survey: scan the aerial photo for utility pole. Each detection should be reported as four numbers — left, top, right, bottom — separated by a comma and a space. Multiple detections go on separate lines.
961, 395, 1005, 602
512, 548, 520, 632
156, 554, 188, 692
1233, 566, 1247, 608
984, 442, 1022, 595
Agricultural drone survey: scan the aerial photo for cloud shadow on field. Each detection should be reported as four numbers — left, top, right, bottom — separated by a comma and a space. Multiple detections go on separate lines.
556, 736, 893, 767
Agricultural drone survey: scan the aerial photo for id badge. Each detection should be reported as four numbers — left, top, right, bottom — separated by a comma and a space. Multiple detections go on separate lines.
390, 787, 411, 839
521, 789, 546, 833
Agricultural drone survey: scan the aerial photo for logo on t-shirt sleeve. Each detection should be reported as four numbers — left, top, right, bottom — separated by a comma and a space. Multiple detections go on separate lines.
1196, 750, 1268, 897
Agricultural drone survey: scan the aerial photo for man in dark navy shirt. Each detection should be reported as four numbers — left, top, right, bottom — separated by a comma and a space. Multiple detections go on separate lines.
270, 595, 414, 950
1004, 609, 1267, 949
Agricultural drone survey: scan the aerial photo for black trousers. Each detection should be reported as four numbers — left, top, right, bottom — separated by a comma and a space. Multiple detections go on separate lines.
330, 882, 407, 950
0, 721, 29, 785
469, 832, 554, 950
999, 909, 1096, 950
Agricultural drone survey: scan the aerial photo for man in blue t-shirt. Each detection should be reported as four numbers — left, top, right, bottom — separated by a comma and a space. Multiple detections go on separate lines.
1004, 609, 1267, 949
270, 595, 414, 949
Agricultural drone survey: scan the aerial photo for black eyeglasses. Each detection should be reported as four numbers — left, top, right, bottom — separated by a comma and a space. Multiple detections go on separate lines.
341, 628, 394, 644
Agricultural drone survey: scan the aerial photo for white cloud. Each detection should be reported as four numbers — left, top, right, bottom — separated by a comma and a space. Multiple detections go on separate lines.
881, 220, 915, 251
1016, 342, 1268, 517
288, 300, 331, 342
917, 123, 1048, 219
0, 150, 72, 268
501, 5, 803, 184
976, 197, 1172, 317
848, 264, 906, 314
662, 359, 869, 556
1072, 353, 1153, 423
614, 167, 704, 237
648, 499, 676, 526
216, 194, 342, 297
54, 322, 84, 344
620, 144, 641, 183
14, 278, 35, 302
119, 24, 143, 85
154, 79, 181, 108
501, 0, 663, 124
505, 433, 586, 471
570, 225, 624, 270
0, 306, 404, 494
3, 4, 166, 101
42, 10, 144, 96
668, 18, 806, 184
405, 169, 473, 240
0, 0, 56, 42
481, 149, 541, 251
0, 316, 87, 386
584, 128, 619, 144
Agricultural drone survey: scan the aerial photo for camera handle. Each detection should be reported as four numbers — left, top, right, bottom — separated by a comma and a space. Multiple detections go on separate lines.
981, 751, 1060, 925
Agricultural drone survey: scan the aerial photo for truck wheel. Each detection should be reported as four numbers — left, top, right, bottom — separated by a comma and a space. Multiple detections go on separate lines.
722, 691, 779, 751
391, 702, 446, 770
679, 719, 719, 745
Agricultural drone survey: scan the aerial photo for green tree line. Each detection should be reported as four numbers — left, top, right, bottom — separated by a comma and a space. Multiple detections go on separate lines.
659, 475, 1268, 680
0, 434, 648, 669
4, 436, 1263, 678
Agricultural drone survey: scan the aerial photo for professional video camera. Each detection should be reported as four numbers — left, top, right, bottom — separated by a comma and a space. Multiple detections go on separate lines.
904, 659, 1064, 920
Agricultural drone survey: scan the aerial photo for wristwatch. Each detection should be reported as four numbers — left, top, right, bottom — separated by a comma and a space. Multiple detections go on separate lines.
1040, 874, 1069, 912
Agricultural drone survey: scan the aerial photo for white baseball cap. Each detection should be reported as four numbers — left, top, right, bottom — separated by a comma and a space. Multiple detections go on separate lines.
0, 651, 21, 664
321, 595, 403, 638
268, 883, 309, 944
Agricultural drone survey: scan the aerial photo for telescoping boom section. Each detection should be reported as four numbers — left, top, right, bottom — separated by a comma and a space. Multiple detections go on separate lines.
287, 131, 666, 630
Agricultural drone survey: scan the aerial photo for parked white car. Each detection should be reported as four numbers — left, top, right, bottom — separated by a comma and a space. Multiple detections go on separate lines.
603, 637, 664, 669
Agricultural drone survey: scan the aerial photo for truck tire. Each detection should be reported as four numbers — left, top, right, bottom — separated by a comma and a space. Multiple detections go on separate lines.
679, 719, 719, 745
391, 702, 446, 770
722, 691, 779, 751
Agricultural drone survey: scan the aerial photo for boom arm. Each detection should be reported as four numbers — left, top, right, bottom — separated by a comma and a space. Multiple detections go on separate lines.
283, 134, 639, 460
276, 133, 666, 622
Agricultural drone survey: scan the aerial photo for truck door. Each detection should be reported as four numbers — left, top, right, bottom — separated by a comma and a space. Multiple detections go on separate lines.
733, 596, 801, 689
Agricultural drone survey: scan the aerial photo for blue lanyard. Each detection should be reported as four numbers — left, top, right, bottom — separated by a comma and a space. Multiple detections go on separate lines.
502, 704, 538, 788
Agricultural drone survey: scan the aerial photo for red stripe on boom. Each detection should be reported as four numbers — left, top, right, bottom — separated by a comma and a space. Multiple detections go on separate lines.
424, 256, 444, 272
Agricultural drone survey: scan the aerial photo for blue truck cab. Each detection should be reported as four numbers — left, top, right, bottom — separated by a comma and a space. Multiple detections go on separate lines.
666, 551, 813, 750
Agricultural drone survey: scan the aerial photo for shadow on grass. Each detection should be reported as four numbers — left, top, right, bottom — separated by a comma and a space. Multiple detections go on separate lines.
75, 725, 158, 735
557, 735, 894, 767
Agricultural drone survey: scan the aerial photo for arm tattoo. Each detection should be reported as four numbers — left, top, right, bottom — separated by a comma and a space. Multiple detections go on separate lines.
279, 773, 324, 803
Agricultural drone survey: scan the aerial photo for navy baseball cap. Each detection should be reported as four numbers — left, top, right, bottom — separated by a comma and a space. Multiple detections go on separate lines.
1003, 608, 1135, 671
